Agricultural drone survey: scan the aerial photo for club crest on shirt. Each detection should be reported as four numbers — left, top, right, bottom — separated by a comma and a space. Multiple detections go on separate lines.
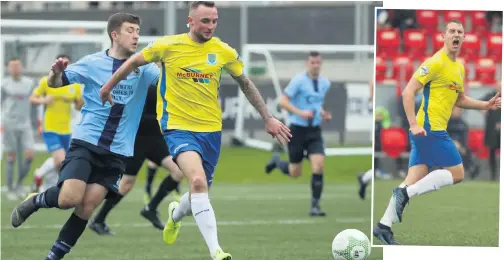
419, 66, 429, 76
207, 53, 217, 65
134, 68, 140, 75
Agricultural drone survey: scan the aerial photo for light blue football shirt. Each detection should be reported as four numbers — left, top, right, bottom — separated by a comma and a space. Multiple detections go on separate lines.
283, 72, 331, 127
62, 50, 160, 157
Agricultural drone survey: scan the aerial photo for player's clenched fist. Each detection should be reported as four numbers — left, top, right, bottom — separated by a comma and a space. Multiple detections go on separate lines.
264, 117, 292, 145
51, 58, 69, 74
410, 125, 427, 136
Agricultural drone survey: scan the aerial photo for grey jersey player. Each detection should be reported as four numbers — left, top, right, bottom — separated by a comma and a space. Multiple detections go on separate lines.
1, 57, 36, 200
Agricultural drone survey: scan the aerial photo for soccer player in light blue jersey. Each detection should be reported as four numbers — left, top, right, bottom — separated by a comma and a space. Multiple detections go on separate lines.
265, 51, 332, 216
10, 13, 160, 260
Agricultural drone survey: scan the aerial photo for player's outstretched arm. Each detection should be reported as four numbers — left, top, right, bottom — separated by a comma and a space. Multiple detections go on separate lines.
456, 92, 501, 110
101, 53, 150, 104
232, 74, 272, 120
232, 74, 292, 144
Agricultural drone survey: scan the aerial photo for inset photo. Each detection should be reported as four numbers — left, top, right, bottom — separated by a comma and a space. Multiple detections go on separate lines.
373, 8, 502, 247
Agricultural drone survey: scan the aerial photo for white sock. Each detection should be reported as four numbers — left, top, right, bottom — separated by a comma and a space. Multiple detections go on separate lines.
191, 193, 221, 257
379, 183, 407, 227
379, 195, 395, 227
173, 192, 191, 222
362, 169, 373, 184
406, 169, 454, 198
36, 158, 55, 178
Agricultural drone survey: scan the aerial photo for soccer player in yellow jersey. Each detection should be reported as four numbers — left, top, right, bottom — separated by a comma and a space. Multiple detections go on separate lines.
29, 54, 84, 192
100, 2, 291, 259
373, 20, 501, 245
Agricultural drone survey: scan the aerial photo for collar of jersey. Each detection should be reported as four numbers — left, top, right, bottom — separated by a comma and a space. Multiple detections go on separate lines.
105, 49, 128, 62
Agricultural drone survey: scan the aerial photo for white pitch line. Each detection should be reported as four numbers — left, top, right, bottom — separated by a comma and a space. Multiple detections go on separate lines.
1, 218, 367, 230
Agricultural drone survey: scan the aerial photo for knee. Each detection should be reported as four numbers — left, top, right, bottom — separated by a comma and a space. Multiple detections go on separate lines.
75, 200, 100, 220
190, 175, 208, 193
119, 177, 136, 195
171, 169, 184, 182
312, 162, 324, 173
289, 166, 302, 178
451, 169, 465, 184
58, 190, 83, 209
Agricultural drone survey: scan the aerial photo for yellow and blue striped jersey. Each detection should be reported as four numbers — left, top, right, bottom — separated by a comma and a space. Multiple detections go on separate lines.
141, 33, 244, 132
414, 49, 465, 131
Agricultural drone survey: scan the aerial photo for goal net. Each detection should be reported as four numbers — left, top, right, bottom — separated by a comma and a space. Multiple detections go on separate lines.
0, 19, 159, 153
231, 44, 375, 156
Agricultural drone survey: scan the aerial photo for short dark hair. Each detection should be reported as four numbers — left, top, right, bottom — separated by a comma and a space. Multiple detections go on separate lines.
107, 13, 141, 43
309, 51, 320, 58
444, 19, 464, 32
191, 1, 216, 10
56, 54, 71, 61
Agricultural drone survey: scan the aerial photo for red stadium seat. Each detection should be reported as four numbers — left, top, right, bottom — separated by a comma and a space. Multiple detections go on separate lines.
469, 11, 489, 36
375, 56, 387, 83
468, 128, 489, 159
377, 29, 401, 58
403, 29, 428, 59
444, 10, 465, 24
416, 10, 440, 37
392, 55, 414, 82
475, 58, 497, 85
432, 32, 444, 51
486, 33, 502, 62
459, 32, 481, 61
380, 127, 408, 159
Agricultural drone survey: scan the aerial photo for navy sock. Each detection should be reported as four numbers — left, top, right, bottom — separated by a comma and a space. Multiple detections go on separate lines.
277, 161, 289, 175
34, 186, 61, 209
93, 194, 123, 223
148, 175, 179, 210
46, 213, 88, 260
146, 166, 157, 195
311, 174, 324, 207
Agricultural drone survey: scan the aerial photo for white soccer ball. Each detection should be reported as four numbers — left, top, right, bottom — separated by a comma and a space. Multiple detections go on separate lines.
332, 229, 371, 260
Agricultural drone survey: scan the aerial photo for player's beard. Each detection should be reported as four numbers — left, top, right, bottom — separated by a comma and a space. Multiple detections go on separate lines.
195, 32, 212, 43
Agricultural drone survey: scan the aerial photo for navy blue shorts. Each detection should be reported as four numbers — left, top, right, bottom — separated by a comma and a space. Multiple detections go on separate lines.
58, 139, 127, 198
164, 130, 221, 186
408, 130, 462, 168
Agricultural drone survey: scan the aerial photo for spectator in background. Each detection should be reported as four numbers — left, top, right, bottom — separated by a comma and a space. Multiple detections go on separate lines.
391, 9, 418, 34
447, 107, 480, 179
1, 57, 36, 200
374, 107, 392, 180
377, 9, 392, 29
482, 81, 501, 181
486, 11, 503, 32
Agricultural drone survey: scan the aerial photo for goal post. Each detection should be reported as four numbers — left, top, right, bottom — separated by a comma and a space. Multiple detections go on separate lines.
232, 44, 375, 156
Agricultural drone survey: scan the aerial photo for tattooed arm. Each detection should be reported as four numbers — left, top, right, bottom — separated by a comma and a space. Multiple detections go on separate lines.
232, 74, 273, 121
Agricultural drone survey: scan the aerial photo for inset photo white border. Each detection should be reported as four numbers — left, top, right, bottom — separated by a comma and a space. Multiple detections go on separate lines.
372, 0, 503, 259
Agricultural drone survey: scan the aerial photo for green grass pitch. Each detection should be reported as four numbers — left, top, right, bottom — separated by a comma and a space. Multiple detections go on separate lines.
372, 179, 500, 247
1, 147, 383, 259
